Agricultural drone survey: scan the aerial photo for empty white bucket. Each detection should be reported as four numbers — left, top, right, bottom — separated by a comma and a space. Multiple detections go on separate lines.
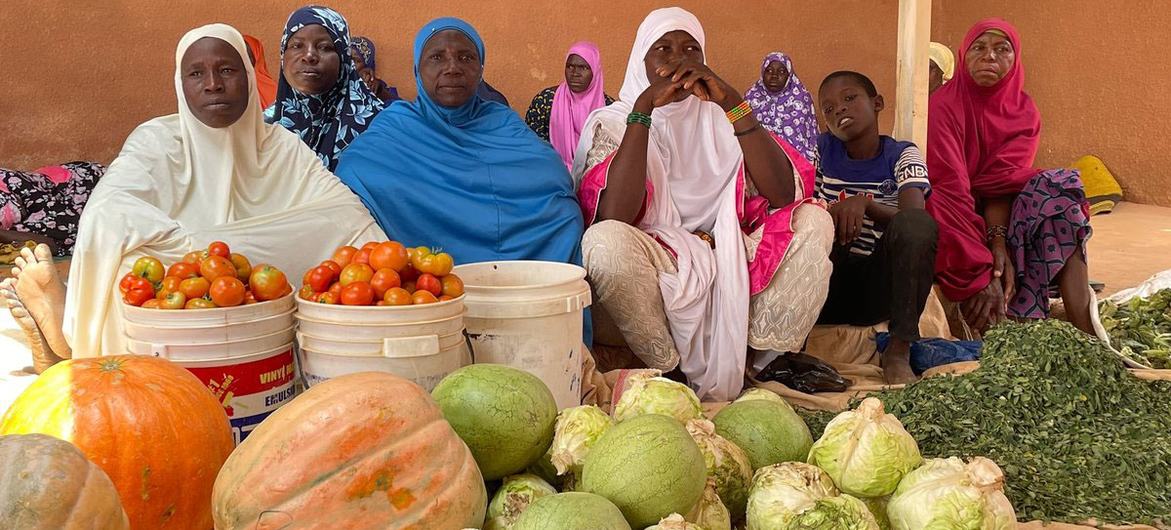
120, 294, 297, 445
453, 261, 591, 410
294, 296, 469, 390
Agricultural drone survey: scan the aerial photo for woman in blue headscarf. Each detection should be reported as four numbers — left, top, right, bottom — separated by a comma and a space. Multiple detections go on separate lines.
335, 18, 584, 269
266, 5, 383, 170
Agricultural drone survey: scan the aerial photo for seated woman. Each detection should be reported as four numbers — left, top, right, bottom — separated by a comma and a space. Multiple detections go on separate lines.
1, 162, 105, 256
744, 51, 819, 161
813, 71, 937, 384
928, 41, 955, 95
351, 36, 401, 103
242, 34, 278, 108
335, 17, 584, 267
1, 24, 384, 371
928, 19, 1092, 334
524, 41, 615, 168
573, 8, 833, 401
266, 6, 384, 170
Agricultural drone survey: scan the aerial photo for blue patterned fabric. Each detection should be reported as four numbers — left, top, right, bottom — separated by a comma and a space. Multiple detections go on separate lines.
265, 5, 384, 170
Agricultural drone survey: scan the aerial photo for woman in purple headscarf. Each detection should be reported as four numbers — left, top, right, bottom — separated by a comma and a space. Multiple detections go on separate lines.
525, 41, 614, 169
744, 51, 819, 161
351, 35, 400, 103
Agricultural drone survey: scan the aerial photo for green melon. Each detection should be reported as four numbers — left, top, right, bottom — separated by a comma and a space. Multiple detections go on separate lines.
432, 364, 558, 480
581, 414, 707, 529
513, 492, 631, 530
711, 399, 813, 470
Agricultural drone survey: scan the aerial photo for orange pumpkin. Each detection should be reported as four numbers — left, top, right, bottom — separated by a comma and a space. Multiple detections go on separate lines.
0, 433, 130, 530
0, 355, 233, 530
212, 372, 487, 529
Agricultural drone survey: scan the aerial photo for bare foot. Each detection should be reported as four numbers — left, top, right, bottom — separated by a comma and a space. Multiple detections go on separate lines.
11, 244, 72, 360
881, 339, 918, 385
1, 279, 62, 373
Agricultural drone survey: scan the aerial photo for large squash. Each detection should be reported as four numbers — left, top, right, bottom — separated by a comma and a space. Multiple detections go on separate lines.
0, 355, 233, 529
0, 433, 130, 529
212, 371, 487, 530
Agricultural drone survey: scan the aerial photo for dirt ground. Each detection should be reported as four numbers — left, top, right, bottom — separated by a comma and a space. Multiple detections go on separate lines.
1085, 202, 1171, 296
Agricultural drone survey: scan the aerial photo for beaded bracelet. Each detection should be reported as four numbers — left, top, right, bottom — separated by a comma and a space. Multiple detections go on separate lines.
626, 111, 652, 128
725, 100, 753, 123
986, 224, 1008, 242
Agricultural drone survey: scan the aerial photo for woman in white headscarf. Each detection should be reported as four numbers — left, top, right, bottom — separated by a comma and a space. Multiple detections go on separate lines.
573, 7, 833, 401
2, 23, 384, 364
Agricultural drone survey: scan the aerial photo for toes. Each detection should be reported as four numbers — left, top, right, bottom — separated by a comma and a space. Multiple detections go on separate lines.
10, 305, 29, 318
14, 256, 26, 271
19, 246, 35, 263
33, 243, 52, 263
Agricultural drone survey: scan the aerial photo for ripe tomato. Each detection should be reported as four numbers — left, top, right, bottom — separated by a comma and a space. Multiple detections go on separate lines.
441, 274, 465, 298
207, 241, 231, 258
209, 276, 246, 307
158, 277, 182, 298
352, 248, 372, 266
369, 242, 409, 272
370, 268, 401, 298
361, 241, 379, 252
327, 281, 343, 298
383, 287, 413, 306
375, 301, 388, 306
438, 295, 454, 302
132, 257, 165, 283
416, 273, 442, 296
399, 264, 419, 282
320, 260, 342, 277
166, 262, 200, 280
401, 281, 416, 294
182, 251, 204, 264
340, 281, 375, 306
316, 292, 339, 305
140, 298, 162, 309
339, 263, 375, 287
299, 285, 318, 301
230, 253, 252, 281
245, 290, 261, 304
250, 264, 290, 301
412, 290, 439, 305
125, 288, 156, 307
200, 255, 237, 281
159, 291, 187, 310
119, 272, 137, 295
123, 276, 154, 299
185, 298, 216, 309
414, 251, 454, 277
408, 246, 430, 270
179, 277, 210, 299
305, 265, 335, 293
332, 246, 359, 267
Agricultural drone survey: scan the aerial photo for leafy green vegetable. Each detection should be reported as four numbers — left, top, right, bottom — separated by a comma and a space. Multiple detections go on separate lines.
1099, 288, 1171, 368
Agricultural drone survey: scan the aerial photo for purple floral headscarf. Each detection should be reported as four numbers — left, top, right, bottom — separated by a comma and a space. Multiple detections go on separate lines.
744, 51, 819, 161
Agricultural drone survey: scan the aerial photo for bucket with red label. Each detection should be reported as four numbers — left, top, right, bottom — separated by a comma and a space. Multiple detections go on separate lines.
121, 294, 298, 444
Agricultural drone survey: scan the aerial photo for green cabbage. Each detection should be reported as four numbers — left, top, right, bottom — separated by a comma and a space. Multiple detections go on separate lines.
745, 462, 881, 529
807, 397, 922, 497
685, 419, 753, 518
647, 513, 705, 530
613, 375, 704, 424
548, 405, 615, 481
686, 479, 731, 530
484, 474, 558, 530
887, 457, 1017, 530
734, 388, 787, 404
863, 496, 892, 530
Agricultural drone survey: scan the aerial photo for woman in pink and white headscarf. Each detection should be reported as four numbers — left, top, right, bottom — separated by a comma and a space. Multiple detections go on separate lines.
745, 51, 819, 161
572, 7, 833, 401
525, 41, 614, 169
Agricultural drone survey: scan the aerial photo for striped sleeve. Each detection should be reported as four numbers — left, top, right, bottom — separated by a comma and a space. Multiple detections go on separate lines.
894, 145, 931, 197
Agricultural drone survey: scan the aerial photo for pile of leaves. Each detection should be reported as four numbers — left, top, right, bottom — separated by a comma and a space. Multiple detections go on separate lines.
1099, 288, 1171, 368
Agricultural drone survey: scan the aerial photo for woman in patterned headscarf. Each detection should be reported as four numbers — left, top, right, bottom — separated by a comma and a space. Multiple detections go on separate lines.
266, 5, 384, 170
744, 51, 819, 161
350, 36, 400, 103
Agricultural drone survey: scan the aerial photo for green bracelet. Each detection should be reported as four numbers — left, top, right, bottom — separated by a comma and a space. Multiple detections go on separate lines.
626, 111, 652, 128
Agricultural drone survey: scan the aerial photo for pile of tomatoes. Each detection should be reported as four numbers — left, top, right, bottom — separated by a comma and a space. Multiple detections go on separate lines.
119, 241, 292, 309
299, 241, 465, 306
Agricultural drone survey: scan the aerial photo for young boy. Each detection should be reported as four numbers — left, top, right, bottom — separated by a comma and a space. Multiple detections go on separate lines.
813, 71, 938, 384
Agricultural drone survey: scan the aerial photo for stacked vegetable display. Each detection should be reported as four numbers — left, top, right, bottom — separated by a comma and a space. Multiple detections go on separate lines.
298, 241, 464, 306
118, 240, 291, 309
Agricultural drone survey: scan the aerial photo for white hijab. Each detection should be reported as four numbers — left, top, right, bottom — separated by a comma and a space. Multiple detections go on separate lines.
573, 8, 751, 400
64, 24, 385, 356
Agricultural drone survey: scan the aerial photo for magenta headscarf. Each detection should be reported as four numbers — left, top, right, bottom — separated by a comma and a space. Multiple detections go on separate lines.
550, 41, 606, 169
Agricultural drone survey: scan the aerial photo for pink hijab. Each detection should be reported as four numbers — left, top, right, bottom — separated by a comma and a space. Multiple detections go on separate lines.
927, 18, 1042, 301
550, 41, 606, 169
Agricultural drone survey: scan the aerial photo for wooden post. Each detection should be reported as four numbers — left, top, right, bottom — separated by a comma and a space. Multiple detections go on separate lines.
894, 0, 931, 151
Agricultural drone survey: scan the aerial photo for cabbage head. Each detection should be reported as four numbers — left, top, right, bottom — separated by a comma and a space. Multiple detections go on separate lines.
613, 375, 703, 424
807, 397, 922, 497
734, 388, 787, 404
647, 513, 705, 530
484, 474, 558, 530
887, 457, 1017, 530
685, 478, 731, 530
686, 419, 753, 518
745, 462, 838, 529
548, 405, 615, 478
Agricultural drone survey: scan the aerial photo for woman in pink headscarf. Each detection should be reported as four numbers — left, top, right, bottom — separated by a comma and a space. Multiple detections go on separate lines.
928, 18, 1092, 335
525, 41, 614, 168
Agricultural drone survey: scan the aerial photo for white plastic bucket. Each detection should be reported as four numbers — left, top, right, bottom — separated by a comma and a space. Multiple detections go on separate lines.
453, 261, 591, 410
294, 296, 469, 390
120, 294, 297, 445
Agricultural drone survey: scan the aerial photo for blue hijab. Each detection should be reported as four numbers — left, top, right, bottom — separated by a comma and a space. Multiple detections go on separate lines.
336, 18, 584, 269
266, 6, 384, 170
